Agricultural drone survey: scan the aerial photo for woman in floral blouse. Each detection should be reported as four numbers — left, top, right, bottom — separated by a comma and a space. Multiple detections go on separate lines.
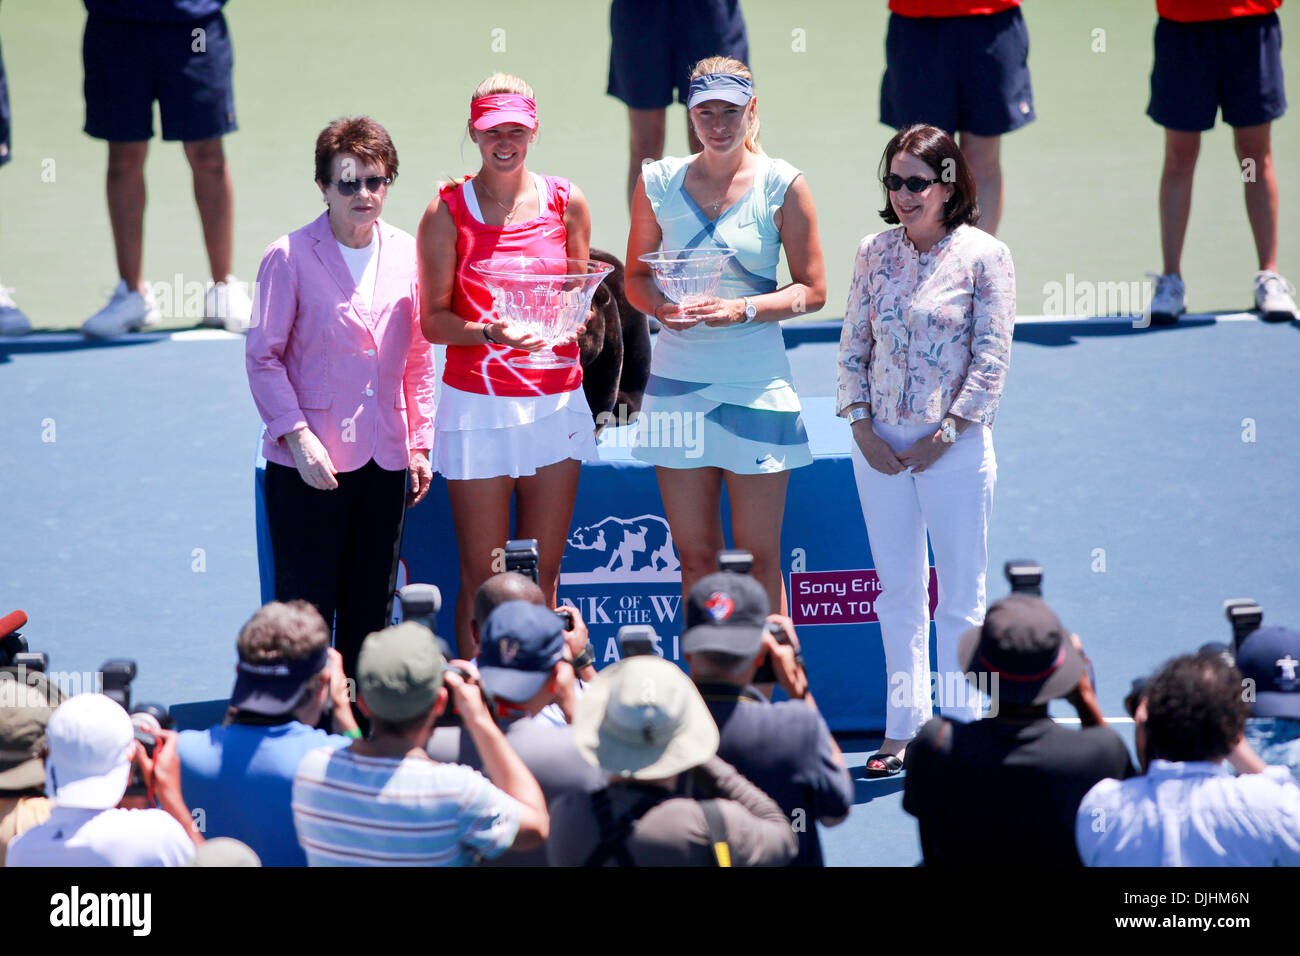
836, 124, 1015, 778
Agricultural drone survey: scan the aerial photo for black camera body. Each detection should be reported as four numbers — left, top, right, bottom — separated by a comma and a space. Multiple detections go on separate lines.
619, 625, 659, 658
505, 539, 541, 584
1224, 598, 1263, 651
1004, 560, 1044, 596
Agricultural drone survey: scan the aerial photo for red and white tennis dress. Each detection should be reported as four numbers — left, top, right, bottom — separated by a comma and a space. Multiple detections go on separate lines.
432, 173, 598, 480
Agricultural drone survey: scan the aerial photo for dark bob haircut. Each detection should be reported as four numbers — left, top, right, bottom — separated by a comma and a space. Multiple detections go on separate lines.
314, 115, 398, 186
877, 124, 978, 230
1143, 653, 1250, 763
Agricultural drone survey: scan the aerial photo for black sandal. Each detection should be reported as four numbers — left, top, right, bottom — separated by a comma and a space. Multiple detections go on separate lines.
862, 752, 904, 779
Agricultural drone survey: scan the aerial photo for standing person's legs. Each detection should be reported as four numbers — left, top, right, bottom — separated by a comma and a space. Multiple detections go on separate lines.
158, 11, 237, 282
959, 133, 1002, 235
723, 470, 790, 615
1220, 10, 1287, 274
264, 460, 351, 643
83, 14, 154, 292
1148, 16, 1218, 278
334, 461, 409, 697
913, 425, 996, 722
626, 109, 667, 207
446, 475, 515, 659
1236, 125, 1279, 273
656, 466, 726, 609
106, 142, 149, 292
515, 458, 583, 611
183, 138, 233, 282
954, 7, 1035, 236
608, 0, 674, 209
1159, 130, 1201, 276
850, 428, 932, 751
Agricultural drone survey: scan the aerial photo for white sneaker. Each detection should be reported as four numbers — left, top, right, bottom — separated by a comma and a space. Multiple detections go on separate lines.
202, 274, 253, 334
81, 280, 160, 339
0, 282, 32, 336
1145, 272, 1186, 326
1254, 270, 1298, 322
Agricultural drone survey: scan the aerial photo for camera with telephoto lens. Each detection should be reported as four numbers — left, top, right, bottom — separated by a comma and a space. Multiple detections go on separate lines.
398, 585, 497, 726
714, 549, 794, 685
0, 611, 47, 673
1224, 599, 1263, 652
125, 703, 173, 797
505, 539, 541, 584
1004, 560, 1043, 596
619, 625, 659, 658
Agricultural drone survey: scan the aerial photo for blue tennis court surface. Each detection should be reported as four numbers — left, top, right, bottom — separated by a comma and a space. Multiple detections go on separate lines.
2, 314, 1297, 865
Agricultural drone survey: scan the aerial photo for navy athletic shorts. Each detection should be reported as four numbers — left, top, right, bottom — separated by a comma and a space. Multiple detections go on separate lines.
880, 6, 1035, 138
608, 0, 749, 110
83, 11, 237, 142
1148, 13, 1286, 132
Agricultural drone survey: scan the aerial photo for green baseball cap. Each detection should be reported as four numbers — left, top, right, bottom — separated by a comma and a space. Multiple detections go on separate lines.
357, 623, 445, 722
0, 670, 63, 792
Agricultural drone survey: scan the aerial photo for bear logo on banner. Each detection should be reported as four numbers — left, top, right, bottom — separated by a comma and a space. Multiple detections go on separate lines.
564, 514, 679, 577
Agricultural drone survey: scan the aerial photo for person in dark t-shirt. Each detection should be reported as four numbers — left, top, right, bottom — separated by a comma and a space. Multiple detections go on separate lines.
903, 593, 1135, 866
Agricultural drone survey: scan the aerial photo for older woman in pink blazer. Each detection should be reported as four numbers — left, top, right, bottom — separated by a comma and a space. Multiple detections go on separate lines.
246, 116, 436, 699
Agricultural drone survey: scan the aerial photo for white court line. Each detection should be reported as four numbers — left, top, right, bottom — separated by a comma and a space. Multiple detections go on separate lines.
1014, 312, 1258, 324
4, 329, 241, 344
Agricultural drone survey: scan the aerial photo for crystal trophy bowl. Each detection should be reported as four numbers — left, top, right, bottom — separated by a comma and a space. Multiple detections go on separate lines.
471, 256, 615, 369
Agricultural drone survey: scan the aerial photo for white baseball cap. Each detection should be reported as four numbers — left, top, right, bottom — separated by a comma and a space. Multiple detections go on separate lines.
45, 694, 135, 809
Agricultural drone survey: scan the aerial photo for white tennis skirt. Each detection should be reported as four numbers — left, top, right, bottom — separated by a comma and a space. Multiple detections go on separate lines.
432, 383, 598, 481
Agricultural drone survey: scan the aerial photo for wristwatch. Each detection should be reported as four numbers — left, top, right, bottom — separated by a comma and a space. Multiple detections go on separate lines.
940, 417, 958, 443
846, 406, 872, 426
481, 323, 499, 345
741, 296, 757, 323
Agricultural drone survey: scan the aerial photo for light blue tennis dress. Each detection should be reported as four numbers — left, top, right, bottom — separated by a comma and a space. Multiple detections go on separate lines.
634, 154, 813, 474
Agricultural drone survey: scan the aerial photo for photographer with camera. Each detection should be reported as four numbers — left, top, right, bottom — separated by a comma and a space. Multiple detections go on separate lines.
176, 601, 357, 866
427, 601, 605, 866
7, 694, 202, 866
292, 621, 549, 865
0, 668, 62, 865
1078, 651, 1300, 866
548, 654, 797, 866
1233, 614, 1300, 782
680, 570, 853, 867
903, 592, 1134, 866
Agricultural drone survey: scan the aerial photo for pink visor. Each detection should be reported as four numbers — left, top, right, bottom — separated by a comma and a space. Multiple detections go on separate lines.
471, 94, 538, 130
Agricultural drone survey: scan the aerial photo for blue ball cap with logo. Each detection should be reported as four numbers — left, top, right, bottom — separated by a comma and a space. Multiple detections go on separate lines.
478, 601, 567, 703
1236, 626, 1300, 719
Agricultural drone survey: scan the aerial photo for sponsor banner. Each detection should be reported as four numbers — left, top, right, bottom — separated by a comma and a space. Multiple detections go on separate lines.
791, 567, 938, 626
561, 513, 685, 664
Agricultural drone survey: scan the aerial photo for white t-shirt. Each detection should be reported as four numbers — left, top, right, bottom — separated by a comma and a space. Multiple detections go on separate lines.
336, 225, 379, 310
6, 806, 194, 867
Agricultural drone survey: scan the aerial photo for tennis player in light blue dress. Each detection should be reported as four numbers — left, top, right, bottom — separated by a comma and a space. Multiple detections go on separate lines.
624, 56, 826, 614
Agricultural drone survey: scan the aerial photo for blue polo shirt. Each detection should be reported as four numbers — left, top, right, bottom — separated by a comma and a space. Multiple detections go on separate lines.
694, 681, 854, 866
84, 0, 227, 22
178, 720, 349, 867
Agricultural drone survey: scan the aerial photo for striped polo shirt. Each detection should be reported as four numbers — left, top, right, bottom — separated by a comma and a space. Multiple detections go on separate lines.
291, 747, 520, 866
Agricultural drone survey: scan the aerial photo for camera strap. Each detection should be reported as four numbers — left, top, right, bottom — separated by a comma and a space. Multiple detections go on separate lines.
584, 786, 669, 867
699, 799, 732, 867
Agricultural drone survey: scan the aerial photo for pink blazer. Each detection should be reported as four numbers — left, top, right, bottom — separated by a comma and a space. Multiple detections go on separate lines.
246, 213, 436, 473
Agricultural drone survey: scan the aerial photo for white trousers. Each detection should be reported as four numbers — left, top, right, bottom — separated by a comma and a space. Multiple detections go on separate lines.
850, 420, 997, 740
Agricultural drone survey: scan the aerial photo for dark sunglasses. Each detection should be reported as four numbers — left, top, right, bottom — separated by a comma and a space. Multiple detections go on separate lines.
882, 174, 941, 193
332, 175, 391, 196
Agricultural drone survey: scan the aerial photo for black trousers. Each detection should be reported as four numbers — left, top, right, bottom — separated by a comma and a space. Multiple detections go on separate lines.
264, 459, 408, 709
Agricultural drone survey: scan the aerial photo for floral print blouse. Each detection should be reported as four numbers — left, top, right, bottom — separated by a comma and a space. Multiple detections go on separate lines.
836, 224, 1015, 428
